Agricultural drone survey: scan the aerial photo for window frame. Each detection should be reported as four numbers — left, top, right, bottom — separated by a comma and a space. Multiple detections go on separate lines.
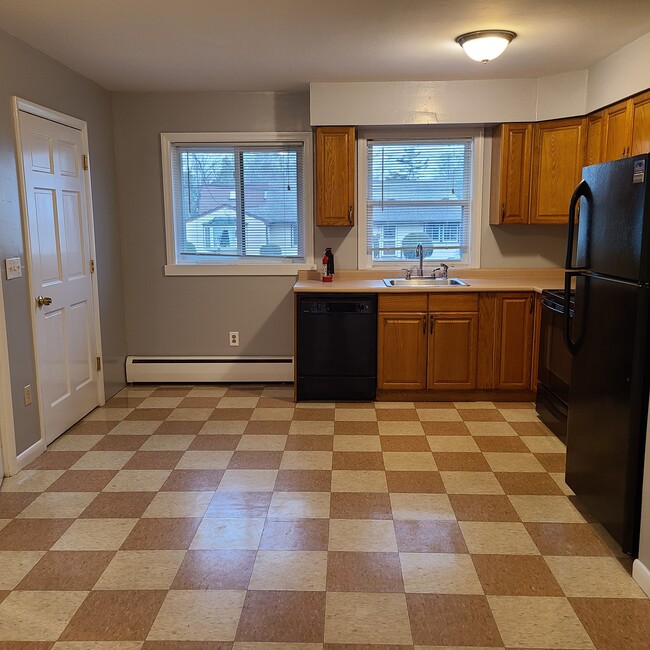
356, 127, 483, 270
161, 131, 314, 276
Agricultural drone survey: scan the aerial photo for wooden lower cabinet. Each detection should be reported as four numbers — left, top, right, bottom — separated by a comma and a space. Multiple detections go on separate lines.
495, 293, 534, 389
428, 312, 478, 389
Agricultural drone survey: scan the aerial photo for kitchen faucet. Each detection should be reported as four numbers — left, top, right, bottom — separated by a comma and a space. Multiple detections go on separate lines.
416, 242, 424, 277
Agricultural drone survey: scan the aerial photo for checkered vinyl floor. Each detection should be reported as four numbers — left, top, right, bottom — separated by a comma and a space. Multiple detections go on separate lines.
0, 383, 648, 649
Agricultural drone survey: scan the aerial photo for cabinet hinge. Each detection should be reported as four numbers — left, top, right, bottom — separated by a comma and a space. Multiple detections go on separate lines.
96, 357, 102, 372
90, 259, 95, 274
82, 154, 88, 171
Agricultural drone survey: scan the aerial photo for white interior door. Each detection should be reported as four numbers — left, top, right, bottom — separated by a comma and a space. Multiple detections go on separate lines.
19, 111, 99, 445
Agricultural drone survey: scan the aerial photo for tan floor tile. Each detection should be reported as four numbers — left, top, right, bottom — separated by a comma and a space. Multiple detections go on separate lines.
71, 452, 134, 471
385, 470, 445, 494
378, 421, 426, 436
465, 422, 517, 437
92, 436, 149, 452
210, 408, 255, 421
458, 409, 506, 422
329, 519, 397, 552
233, 644, 321, 650
109, 421, 162, 436
417, 409, 462, 422
274, 470, 332, 492
200, 421, 248, 435
473, 554, 563, 596
449, 494, 520, 522
139, 397, 184, 409
250, 408, 294, 421
525, 522, 611, 556
85, 407, 133, 421
125, 408, 172, 422
290, 421, 335, 435
453, 401, 497, 409
394, 521, 468, 553
331, 470, 388, 493
473, 435, 529, 453
545, 556, 646, 598
153, 421, 205, 436
329, 492, 392, 519
460, 521, 539, 555
148, 588, 246, 641
236, 435, 287, 451
326, 550, 404, 592
434, 452, 491, 472
294, 401, 335, 408
140, 436, 193, 451
284, 435, 332, 451
50, 435, 104, 451
190, 435, 242, 451
0, 470, 64, 492
142, 492, 212, 518
375, 401, 416, 409
520, 435, 566, 453
0, 519, 73, 550
280, 451, 333, 470
484, 452, 546, 473
122, 451, 185, 470
390, 493, 455, 521
333, 435, 381, 452
121, 518, 201, 551
535, 452, 566, 473
509, 495, 585, 523
382, 452, 437, 472
332, 451, 383, 470
510, 421, 554, 436
94, 550, 185, 590
293, 409, 336, 422
0, 519, 9, 532
498, 408, 540, 422
18, 492, 97, 519
167, 408, 214, 422
80, 493, 156, 519
324, 592, 412, 645
190, 518, 265, 550
67, 420, 117, 436
176, 451, 234, 470
171, 549, 256, 590
249, 550, 327, 591
52, 519, 138, 550
104, 470, 172, 492
267, 491, 330, 519
206, 492, 272, 518
334, 409, 377, 421
376, 408, 418, 421
380, 435, 430, 452
334, 421, 379, 435
54, 642, 144, 649
550, 472, 575, 496
217, 470, 277, 492
46, 470, 118, 493
426, 436, 480, 452
217, 397, 260, 409
495, 472, 564, 496
188, 386, 228, 397
178, 396, 222, 408
400, 552, 482, 594
0, 591, 86, 641
421, 421, 471, 436
0, 551, 45, 588
440, 471, 505, 495
488, 595, 594, 649
260, 520, 330, 551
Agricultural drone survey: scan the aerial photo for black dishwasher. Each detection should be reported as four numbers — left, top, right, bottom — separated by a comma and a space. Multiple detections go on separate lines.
296, 293, 377, 401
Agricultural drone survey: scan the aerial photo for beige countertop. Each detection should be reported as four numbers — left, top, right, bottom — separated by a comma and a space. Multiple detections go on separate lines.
293, 268, 566, 294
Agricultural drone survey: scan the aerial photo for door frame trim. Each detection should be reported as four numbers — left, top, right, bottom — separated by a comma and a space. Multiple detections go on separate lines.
0, 275, 18, 477
11, 97, 105, 449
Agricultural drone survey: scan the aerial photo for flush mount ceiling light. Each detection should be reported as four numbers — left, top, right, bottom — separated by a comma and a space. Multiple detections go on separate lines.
455, 30, 517, 63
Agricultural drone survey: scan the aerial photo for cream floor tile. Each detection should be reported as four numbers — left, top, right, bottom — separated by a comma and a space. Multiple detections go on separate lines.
520, 435, 566, 453
498, 408, 541, 422
200, 420, 248, 435
488, 595, 594, 649
140, 435, 193, 451
440, 471, 505, 495
139, 397, 184, 408
335, 409, 377, 421
383, 451, 437, 471
280, 451, 333, 470
52, 518, 138, 550
190, 518, 265, 550
167, 408, 214, 421
217, 397, 260, 409
545, 556, 647, 598
84, 408, 133, 421
329, 519, 398, 552
484, 452, 546, 473
390, 493, 456, 521
453, 401, 497, 409
18, 492, 97, 519
148, 590, 246, 641
465, 422, 517, 436
0, 520, 8, 532
142, 491, 212, 518
49, 435, 104, 451
267, 491, 331, 519
0, 550, 45, 589
289, 421, 334, 435
217, 469, 278, 492
375, 401, 415, 409
460, 521, 539, 555
0, 590, 87, 641
237, 435, 288, 451
333, 435, 382, 451
250, 408, 295, 421
508, 495, 585, 523
233, 644, 322, 650
0, 469, 64, 492
116, 386, 154, 397
378, 421, 425, 436
104, 470, 172, 492
294, 401, 335, 408
331, 470, 388, 493
324, 592, 412, 645
400, 552, 483, 594
249, 550, 328, 590
109, 421, 162, 436
53, 642, 145, 649
417, 409, 462, 422
176, 450, 234, 469
427, 435, 480, 452
550, 473, 575, 496
188, 387, 228, 397
71, 451, 134, 470
94, 550, 185, 590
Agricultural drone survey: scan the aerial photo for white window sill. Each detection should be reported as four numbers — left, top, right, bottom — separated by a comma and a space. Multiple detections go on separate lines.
164, 264, 316, 277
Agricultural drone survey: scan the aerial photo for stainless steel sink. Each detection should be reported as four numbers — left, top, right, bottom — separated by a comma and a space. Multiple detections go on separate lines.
383, 278, 469, 287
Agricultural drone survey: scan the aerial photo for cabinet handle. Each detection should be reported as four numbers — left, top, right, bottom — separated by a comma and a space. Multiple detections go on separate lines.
430, 314, 434, 334
501, 204, 505, 221
347, 206, 353, 224
529, 296, 533, 314
422, 315, 426, 334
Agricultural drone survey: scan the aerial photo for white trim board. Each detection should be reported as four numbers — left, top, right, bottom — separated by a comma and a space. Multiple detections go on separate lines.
633, 558, 650, 597
0, 272, 18, 477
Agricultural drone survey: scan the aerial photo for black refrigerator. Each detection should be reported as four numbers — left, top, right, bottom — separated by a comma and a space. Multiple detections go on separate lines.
564, 154, 650, 555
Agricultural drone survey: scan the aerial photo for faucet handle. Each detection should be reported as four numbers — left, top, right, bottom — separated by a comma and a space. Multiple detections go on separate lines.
401, 268, 412, 280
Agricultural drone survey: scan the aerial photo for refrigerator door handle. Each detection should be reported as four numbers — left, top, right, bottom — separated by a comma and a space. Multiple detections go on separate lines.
563, 271, 583, 356
565, 179, 590, 270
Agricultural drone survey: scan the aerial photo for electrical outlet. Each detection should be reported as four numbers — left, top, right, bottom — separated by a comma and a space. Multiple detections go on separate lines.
229, 331, 240, 347
23, 385, 32, 406
5, 257, 22, 280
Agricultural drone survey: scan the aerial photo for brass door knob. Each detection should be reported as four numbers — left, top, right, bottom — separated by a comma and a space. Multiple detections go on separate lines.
36, 296, 52, 308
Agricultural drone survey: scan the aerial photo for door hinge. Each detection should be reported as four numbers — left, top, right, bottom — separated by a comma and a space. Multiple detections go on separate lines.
82, 154, 88, 171
90, 259, 95, 273
96, 357, 102, 372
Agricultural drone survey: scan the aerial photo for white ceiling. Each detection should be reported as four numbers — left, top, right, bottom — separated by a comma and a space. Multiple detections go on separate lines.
1, 0, 650, 92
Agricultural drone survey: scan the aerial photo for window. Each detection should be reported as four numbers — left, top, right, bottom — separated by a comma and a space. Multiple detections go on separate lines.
359, 130, 482, 268
161, 132, 313, 275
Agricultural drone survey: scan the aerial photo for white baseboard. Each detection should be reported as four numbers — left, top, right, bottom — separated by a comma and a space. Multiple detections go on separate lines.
632, 558, 650, 597
15, 438, 47, 473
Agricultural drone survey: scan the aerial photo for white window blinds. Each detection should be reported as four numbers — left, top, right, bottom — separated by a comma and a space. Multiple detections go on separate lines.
170, 142, 305, 262
365, 138, 473, 263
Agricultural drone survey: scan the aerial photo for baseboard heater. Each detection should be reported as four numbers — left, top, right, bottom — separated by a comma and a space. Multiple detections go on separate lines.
125, 356, 294, 384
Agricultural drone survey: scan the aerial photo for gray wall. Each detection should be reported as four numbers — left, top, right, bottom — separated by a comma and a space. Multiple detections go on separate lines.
0, 30, 127, 454
111, 91, 310, 357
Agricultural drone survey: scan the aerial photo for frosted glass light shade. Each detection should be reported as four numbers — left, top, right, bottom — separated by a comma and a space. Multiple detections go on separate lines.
456, 30, 516, 63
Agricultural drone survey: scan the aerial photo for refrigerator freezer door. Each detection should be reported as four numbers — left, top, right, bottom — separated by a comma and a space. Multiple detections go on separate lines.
577, 154, 650, 282
566, 274, 649, 554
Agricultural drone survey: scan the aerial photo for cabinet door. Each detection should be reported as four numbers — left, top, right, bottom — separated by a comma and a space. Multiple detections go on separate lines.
602, 100, 632, 162
495, 293, 534, 390
377, 312, 427, 390
631, 90, 650, 156
490, 123, 532, 224
315, 126, 355, 226
529, 118, 586, 224
586, 112, 604, 166
427, 312, 478, 390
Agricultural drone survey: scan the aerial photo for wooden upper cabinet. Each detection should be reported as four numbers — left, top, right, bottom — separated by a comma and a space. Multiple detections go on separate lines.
602, 100, 633, 162
529, 117, 586, 224
489, 123, 533, 224
495, 293, 534, 390
631, 90, 650, 156
315, 126, 355, 227
586, 111, 604, 166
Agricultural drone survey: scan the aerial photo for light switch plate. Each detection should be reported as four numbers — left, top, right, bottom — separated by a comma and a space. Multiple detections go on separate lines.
5, 257, 22, 280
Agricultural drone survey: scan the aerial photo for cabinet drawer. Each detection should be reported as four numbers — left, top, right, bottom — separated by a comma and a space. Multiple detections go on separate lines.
379, 293, 428, 312
428, 293, 478, 312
